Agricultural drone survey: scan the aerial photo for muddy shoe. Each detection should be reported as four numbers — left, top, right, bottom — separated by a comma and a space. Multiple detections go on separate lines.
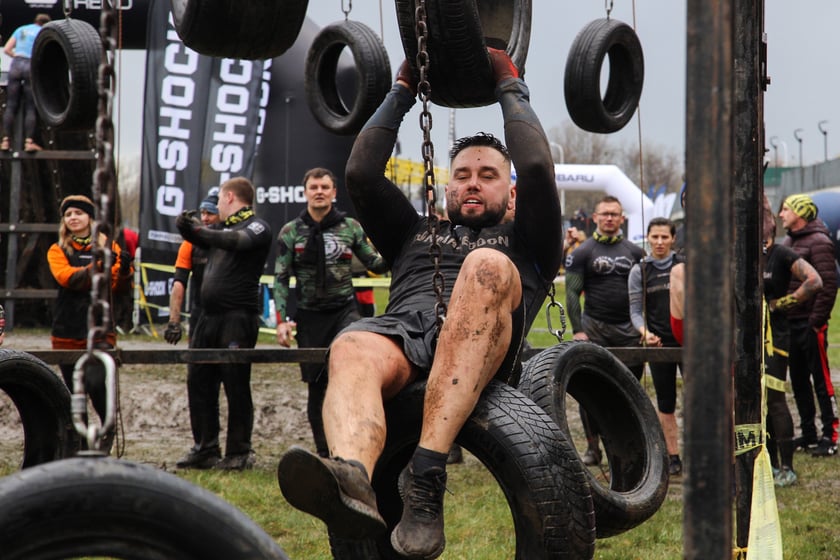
391, 464, 447, 560
176, 446, 221, 469
277, 446, 386, 539
668, 454, 683, 476
216, 450, 256, 471
582, 446, 602, 466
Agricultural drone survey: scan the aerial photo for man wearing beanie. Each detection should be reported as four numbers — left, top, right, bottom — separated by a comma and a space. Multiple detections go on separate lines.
780, 194, 838, 456
165, 188, 221, 350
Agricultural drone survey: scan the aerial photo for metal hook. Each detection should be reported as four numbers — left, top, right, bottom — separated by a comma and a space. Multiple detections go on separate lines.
605, 0, 614, 19
72, 349, 117, 452
342, 0, 352, 20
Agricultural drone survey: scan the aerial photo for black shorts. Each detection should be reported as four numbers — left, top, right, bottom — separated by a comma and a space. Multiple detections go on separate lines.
338, 305, 526, 381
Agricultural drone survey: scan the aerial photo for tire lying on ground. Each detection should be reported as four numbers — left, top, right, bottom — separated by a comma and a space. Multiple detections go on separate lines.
564, 18, 644, 133
334, 379, 596, 559
0, 457, 290, 559
305, 20, 392, 135
0, 349, 78, 468
394, 0, 531, 107
170, 0, 309, 60
31, 18, 101, 130
518, 341, 668, 538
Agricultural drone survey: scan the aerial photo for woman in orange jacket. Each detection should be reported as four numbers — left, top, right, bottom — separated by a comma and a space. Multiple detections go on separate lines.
47, 195, 133, 449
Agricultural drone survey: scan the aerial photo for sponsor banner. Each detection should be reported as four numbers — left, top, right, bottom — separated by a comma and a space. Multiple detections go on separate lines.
138, 0, 270, 322
140, 0, 269, 252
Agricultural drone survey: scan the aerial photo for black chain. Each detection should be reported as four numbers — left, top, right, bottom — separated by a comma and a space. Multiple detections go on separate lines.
72, 1, 120, 452
414, 0, 446, 330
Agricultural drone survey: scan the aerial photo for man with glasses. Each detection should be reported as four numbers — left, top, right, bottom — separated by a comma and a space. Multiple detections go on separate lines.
565, 195, 646, 465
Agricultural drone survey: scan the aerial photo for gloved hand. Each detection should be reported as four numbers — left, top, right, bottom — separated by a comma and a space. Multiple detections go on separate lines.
164, 321, 182, 345
175, 210, 201, 236
487, 47, 519, 83
118, 248, 132, 276
395, 59, 418, 94
771, 294, 798, 312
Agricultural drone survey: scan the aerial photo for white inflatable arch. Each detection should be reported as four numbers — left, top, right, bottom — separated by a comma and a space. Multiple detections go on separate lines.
554, 164, 655, 242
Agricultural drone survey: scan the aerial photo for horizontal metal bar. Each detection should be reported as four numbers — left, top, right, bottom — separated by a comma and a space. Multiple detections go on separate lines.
2, 289, 58, 299
0, 223, 58, 233
0, 150, 96, 160
28, 346, 682, 366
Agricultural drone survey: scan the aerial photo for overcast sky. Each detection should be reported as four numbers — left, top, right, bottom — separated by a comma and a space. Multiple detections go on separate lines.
115, 1, 840, 170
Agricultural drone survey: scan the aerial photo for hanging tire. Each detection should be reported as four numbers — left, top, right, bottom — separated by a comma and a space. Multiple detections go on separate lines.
564, 18, 644, 133
394, 0, 531, 108
335, 379, 596, 559
30, 18, 101, 131
170, 0, 309, 60
0, 457, 290, 559
305, 20, 392, 135
518, 341, 668, 538
0, 349, 78, 468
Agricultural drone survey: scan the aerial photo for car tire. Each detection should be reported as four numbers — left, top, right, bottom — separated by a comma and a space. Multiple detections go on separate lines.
170, 0, 309, 60
334, 379, 595, 559
0, 349, 78, 468
564, 18, 644, 133
394, 0, 531, 107
519, 341, 669, 537
0, 457, 290, 559
31, 18, 101, 130
305, 20, 392, 135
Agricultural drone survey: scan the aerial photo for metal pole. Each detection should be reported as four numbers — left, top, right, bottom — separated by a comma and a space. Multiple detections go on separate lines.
685, 1, 734, 558
732, 0, 765, 548
818, 120, 828, 161
683, 0, 735, 560
550, 142, 565, 221
794, 128, 804, 189
769, 136, 779, 168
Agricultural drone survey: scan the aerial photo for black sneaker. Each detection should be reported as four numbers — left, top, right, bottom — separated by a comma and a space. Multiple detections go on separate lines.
809, 438, 838, 457
216, 451, 256, 471
792, 436, 819, 452
277, 446, 386, 539
669, 454, 683, 476
582, 447, 602, 466
391, 464, 447, 560
176, 446, 221, 469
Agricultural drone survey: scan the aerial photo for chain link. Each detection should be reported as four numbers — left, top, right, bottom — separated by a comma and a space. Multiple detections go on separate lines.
605, 0, 614, 19
342, 0, 352, 20
72, 1, 120, 451
414, 0, 446, 330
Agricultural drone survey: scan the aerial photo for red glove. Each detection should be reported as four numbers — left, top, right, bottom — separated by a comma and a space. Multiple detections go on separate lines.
487, 47, 519, 83
395, 59, 418, 95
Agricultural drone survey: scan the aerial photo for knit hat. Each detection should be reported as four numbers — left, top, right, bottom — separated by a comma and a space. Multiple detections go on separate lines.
784, 194, 817, 222
199, 188, 219, 215
60, 195, 95, 217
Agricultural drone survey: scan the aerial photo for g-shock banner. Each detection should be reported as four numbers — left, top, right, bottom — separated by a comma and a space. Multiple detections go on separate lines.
139, 0, 270, 252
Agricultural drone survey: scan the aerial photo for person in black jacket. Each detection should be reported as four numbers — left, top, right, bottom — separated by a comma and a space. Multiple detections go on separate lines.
277, 49, 561, 559
780, 194, 838, 457
174, 177, 272, 471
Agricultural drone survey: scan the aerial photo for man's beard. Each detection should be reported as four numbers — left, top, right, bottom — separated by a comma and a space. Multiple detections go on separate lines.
447, 202, 507, 228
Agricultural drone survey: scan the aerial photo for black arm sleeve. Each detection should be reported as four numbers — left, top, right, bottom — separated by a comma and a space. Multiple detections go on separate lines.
345, 84, 422, 264
183, 226, 257, 251
498, 78, 563, 282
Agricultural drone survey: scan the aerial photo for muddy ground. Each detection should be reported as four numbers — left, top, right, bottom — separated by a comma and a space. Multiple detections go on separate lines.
0, 333, 314, 470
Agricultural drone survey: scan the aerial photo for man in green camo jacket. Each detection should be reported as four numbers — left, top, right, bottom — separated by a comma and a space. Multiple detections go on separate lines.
274, 167, 388, 457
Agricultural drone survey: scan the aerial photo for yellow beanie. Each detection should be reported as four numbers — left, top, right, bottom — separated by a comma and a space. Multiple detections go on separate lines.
784, 194, 817, 222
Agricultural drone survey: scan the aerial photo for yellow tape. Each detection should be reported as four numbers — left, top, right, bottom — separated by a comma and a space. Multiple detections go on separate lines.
764, 375, 787, 393
745, 446, 783, 560
734, 424, 762, 455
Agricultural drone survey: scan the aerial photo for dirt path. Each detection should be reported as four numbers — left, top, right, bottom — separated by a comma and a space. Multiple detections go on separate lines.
0, 333, 314, 470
